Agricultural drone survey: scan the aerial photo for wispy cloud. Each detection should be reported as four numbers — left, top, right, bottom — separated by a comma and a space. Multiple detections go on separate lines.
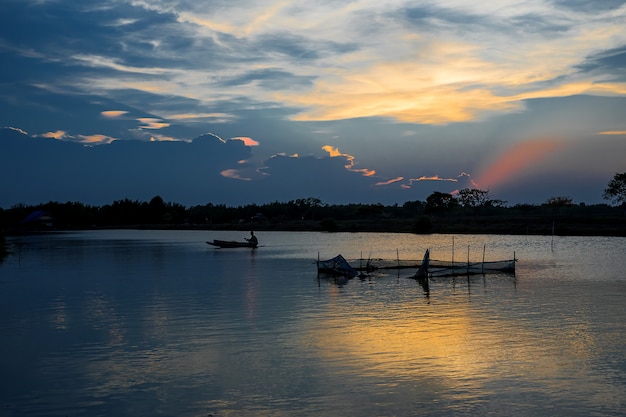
383, 175, 461, 191
149, 134, 179, 142
2, 1, 626, 206
137, 118, 170, 130
322, 145, 376, 176
376, 177, 404, 186
101, 111, 128, 118
167, 113, 237, 123
78, 134, 116, 144
220, 169, 252, 181
18, 1, 624, 127
598, 130, 626, 135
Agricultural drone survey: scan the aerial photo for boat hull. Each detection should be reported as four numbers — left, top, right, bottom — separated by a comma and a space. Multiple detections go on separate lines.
207, 240, 257, 248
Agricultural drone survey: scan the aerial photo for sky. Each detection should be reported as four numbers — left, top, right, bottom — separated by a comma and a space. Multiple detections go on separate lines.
1, 0, 626, 209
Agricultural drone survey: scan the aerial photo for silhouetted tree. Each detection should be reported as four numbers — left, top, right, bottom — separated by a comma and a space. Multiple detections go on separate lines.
425, 192, 458, 214
458, 188, 490, 208
101, 198, 144, 224
295, 197, 324, 220
484, 199, 508, 208
546, 196, 573, 207
147, 195, 166, 223
603, 172, 626, 205
545, 196, 573, 216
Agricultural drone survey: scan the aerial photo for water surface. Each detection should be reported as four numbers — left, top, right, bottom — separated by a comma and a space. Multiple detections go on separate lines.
1, 231, 624, 416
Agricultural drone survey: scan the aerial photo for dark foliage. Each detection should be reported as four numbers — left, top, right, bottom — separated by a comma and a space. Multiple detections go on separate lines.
2, 192, 626, 236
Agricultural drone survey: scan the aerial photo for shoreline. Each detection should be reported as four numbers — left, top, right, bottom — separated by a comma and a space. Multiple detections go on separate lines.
8, 216, 626, 237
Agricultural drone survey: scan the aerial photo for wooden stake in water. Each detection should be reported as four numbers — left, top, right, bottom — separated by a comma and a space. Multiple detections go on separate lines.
452, 236, 455, 265
482, 244, 486, 273
317, 252, 320, 277
397, 249, 400, 269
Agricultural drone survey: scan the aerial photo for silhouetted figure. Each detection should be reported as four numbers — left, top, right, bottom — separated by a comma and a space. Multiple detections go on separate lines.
246, 231, 258, 246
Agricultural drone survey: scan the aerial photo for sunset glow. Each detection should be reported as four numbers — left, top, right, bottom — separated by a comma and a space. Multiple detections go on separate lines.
474, 138, 568, 191
1, 1, 625, 206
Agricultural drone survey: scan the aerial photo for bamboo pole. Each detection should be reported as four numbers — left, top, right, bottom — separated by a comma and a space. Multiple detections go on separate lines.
452, 236, 455, 266
317, 252, 320, 277
397, 248, 400, 269
482, 244, 486, 273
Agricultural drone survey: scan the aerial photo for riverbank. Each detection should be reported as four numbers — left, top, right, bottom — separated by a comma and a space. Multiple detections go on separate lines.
35, 214, 623, 237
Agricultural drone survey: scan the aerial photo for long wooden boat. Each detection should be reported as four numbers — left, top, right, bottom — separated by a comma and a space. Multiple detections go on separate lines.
206, 239, 258, 248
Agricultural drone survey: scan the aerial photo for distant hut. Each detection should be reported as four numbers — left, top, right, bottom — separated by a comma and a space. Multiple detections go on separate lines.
20, 210, 55, 230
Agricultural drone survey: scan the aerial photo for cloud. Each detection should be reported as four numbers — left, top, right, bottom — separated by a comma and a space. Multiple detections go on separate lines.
78, 134, 117, 144
137, 118, 170, 130
7, 0, 625, 129
393, 175, 461, 191
231, 137, 260, 146
376, 177, 404, 186
40, 131, 68, 140
0, 130, 255, 206
411, 176, 459, 183
598, 130, 626, 135
149, 134, 179, 142
101, 111, 128, 118
253, 152, 389, 204
2, 1, 626, 207
220, 169, 252, 181
322, 145, 376, 176
167, 113, 237, 123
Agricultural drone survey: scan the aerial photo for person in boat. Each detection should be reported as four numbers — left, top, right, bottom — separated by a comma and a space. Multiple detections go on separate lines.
245, 231, 258, 246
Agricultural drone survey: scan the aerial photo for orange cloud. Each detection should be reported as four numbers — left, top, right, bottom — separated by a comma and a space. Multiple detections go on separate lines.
137, 118, 170, 129
411, 175, 458, 182
474, 137, 567, 190
101, 110, 128, 118
399, 176, 459, 188
41, 130, 67, 140
322, 145, 376, 176
352, 168, 376, 177
167, 112, 235, 123
220, 169, 251, 181
78, 134, 115, 144
322, 145, 343, 157
376, 177, 404, 186
149, 135, 179, 142
231, 136, 260, 146
598, 130, 626, 135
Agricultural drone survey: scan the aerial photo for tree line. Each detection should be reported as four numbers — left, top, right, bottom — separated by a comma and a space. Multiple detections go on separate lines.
2, 172, 625, 235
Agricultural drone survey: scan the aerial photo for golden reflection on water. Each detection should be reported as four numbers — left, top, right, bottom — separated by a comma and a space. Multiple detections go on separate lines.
304, 291, 605, 400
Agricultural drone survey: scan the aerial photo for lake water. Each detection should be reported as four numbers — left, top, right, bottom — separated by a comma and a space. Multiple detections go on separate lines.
1, 230, 625, 417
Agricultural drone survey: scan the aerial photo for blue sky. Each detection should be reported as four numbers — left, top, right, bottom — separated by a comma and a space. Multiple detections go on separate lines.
1, 0, 625, 208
